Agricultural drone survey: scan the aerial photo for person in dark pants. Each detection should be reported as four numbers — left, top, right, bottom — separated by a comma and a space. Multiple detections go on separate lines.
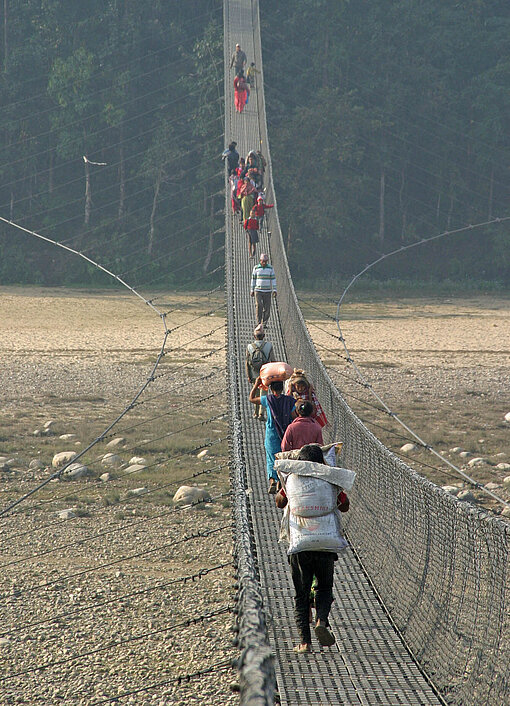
222, 141, 239, 176
275, 444, 351, 653
250, 252, 276, 325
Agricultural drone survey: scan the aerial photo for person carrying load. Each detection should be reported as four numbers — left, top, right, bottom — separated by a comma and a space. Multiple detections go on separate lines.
246, 324, 275, 421
249, 364, 294, 494
274, 443, 355, 654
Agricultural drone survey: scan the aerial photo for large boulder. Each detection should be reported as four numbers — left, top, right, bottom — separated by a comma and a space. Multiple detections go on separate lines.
400, 443, 417, 454
125, 463, 146, 475
467, 457, 490, 468
101, 453, 122, 467
29, 459, 45, 470
173, 485, 211, 505
52, 451, 77, 468
106, 437, 126, 449
63, 463, 90, 480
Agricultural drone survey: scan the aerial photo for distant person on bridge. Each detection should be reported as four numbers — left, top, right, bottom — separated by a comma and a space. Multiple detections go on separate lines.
244, 202, 261, 258
281, 401, 324, 452
234, 70, 249, 113
230, 43, 247, 73
252, 195, 273, 228
239, 176, 257, 223
246, 62, 260, 87
249, 376, 295, 494
274, 444, 353, 653
250, 253, 277, 325
221, 141, 239, 176
246, 324, 275, 421
241, 152, 263, 189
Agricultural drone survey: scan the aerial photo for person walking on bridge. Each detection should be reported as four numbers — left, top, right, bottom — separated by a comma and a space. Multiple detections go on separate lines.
246, 324, 275, 421
281, 401, 324, 452
250, 253, 277, 326
275, 444, 354, 653
234, 70, 249, 113
249, 376, 295, 494
230, 43, 247, 73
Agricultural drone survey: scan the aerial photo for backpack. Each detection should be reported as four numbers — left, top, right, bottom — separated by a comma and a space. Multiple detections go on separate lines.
248, 342, 271, 374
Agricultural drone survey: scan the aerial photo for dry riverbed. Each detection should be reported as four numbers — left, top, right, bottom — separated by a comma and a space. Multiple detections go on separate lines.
0, 287, 509, 705
0, 287, 236, 706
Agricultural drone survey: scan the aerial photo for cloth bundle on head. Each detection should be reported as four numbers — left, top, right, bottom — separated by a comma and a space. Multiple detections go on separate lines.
286, 368, 329, 428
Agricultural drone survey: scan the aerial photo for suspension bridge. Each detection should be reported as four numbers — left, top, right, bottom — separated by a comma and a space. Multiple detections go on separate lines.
0, 1, 508, 704
225, 2, 509, 705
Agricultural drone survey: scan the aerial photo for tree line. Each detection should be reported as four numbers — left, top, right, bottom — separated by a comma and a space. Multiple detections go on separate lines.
1, 1, 509, 288
261, 0, 510, 285
0, 0, 224, 288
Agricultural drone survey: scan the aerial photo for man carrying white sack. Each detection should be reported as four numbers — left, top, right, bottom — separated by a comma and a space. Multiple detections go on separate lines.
274, 443, 356, 654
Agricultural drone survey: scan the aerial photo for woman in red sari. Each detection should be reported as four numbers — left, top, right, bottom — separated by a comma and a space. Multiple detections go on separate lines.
234, 70, 248, 113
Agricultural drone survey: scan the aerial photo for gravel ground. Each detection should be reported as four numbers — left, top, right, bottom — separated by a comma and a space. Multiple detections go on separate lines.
304, 294, 510, 514
1, 288, 509, 704
0, 287, 237, 706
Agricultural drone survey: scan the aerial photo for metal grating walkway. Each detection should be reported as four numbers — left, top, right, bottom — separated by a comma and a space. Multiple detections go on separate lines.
224, 1, 444, 704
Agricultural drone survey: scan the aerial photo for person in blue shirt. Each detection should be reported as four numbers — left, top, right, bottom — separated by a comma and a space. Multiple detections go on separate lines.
249, 376, 295, 494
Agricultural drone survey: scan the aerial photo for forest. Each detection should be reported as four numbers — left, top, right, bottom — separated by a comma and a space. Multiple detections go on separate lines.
0, 0, 224, 289
0, 0, 509, 287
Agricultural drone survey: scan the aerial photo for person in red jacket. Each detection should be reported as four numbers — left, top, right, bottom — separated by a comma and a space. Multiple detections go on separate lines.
244, 202, 260, 258
234, 70, 249, 113
281, 401, 324, 452
252, 195, 274, 228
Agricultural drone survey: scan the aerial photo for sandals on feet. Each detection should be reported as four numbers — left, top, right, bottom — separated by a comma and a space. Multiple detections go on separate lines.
315, 622, 336, 647
293, 644, 312, 654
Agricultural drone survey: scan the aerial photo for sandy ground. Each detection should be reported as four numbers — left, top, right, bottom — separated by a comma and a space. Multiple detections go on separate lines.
0, 287, 235, 706
301, 294, 510, 512
0, 287, 508, 705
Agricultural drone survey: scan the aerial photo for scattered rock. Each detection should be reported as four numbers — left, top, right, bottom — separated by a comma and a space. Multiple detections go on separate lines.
0, 463, 9, 473
400, 443, 417, 454
459, 451, 472, 459
106, 437, 126, 449
59, 434, 76, 441
33, 429, 42, 437
496, 463, 510, 471
29, 459, 45, 470
124, 463, 146, 475
100, 473, 111, 482
101, 453, 122, 467
197, 449, 209, 459
129, 456, 147, 466
502, 476, 510, 488
442, 486, 460, 496
127, 487, 147, 497
504, 412, 510, 423
63, 463, 90, 480
52, 451, 77, 468
467, 457, 489, 467
501, 507, 510, 518
44, 420, 54, 429
56, 508, 76, 520
457, 490, 476, 503
0, 638, 11, 648
173, 485, 212, 505
484, 482, 500, 491
449, 447, 463, 454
